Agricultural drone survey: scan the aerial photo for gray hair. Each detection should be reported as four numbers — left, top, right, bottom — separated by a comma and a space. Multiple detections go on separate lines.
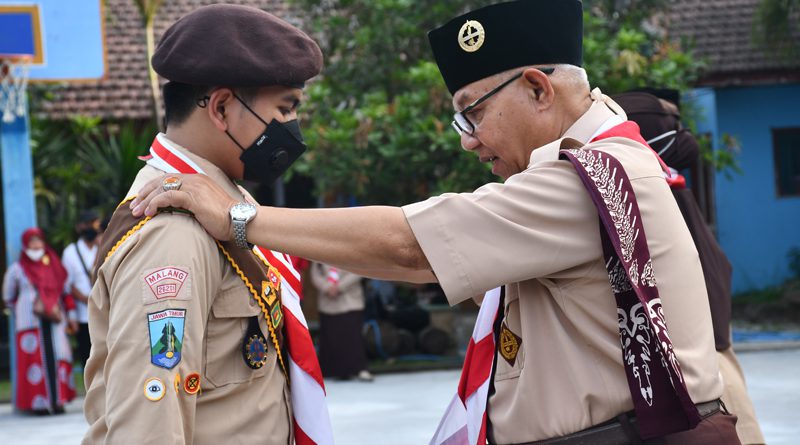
549, 64, 590, 93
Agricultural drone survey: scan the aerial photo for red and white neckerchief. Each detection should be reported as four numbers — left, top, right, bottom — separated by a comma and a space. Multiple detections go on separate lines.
430, 118, 685, 445
326, 267, 340, 286
429, 287, 501, 445
145, 134, 334, 445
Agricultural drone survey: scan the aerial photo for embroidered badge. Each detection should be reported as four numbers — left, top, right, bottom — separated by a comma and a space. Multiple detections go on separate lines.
243, 316, 269, 369
499, 323, 522, 367
184, 373, 201, 395
147, 309, 186, 369
458, 20, 485, 53
144, 377, 165, 401
173, 373, 181, 394
142, 266, 191, 305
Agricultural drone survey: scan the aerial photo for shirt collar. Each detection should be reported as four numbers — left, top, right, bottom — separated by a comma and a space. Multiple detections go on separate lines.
529, 88, 628, 165
154, 134, 244, 200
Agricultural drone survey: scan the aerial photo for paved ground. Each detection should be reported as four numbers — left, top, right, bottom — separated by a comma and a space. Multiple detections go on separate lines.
0, 349, 797, 444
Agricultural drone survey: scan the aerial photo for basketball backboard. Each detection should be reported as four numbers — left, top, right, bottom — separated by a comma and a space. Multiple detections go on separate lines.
0, 0, 105, 82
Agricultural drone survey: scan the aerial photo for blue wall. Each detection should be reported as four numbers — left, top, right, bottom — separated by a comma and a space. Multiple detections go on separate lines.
690, 84, 800, 292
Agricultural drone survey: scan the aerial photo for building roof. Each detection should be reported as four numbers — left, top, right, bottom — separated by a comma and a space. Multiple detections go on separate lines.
34, 0, 294, 120
668, 0, 800, 87
33, 0, 800, 119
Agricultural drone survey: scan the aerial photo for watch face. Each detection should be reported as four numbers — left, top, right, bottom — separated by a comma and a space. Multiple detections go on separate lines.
231, 203, 256, 220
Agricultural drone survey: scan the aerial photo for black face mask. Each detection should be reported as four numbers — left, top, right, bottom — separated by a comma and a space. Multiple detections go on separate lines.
225, 94, 307, 185
80, 227, 98, 243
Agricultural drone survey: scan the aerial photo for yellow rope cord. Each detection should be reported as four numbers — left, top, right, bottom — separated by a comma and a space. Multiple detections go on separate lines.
105, 216, 152, 261
216, 241, 288, 379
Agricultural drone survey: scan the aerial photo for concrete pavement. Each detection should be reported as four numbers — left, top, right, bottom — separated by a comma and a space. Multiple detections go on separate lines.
0, 349, 797, 444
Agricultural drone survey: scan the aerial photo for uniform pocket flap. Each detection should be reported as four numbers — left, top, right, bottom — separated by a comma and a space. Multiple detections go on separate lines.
212, 287, 259, 318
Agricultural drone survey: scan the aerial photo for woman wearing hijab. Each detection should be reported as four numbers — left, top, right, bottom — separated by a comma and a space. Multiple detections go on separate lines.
2, 227, 77, 414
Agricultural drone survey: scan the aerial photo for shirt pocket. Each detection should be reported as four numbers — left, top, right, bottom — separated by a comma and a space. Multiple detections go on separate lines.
493, 297, 525, 382
204, 287, 268, 388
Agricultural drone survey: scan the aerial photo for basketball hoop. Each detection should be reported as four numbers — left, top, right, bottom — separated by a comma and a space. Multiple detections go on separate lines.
0, 55, 32, 124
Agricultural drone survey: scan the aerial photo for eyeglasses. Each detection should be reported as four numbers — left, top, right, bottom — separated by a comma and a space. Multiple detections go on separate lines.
451, 67, 555, 136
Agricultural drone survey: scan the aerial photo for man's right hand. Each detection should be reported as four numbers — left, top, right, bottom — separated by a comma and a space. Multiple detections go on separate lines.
130, 174, 238, 241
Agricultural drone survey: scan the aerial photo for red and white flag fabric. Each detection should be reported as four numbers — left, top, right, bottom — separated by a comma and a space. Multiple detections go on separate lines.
146, 134, 334, 445
430, 287, 501, 445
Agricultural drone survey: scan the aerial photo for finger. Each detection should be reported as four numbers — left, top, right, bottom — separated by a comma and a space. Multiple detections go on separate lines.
132, 181, 167, 217
130, 173, 167, 209
144, 190, 191, 217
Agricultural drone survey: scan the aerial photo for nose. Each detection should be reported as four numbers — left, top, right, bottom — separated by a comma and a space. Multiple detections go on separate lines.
460, 131, 481, 151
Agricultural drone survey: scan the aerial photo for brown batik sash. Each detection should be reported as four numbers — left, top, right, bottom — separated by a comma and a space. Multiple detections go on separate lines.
559, 148, 701, 439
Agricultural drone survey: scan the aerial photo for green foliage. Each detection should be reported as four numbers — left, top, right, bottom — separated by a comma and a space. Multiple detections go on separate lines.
291, 0, 490, 205
291, 0, 716, 205
30, 117, 153, 249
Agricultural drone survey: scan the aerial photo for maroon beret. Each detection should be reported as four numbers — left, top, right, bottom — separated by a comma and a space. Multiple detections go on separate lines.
152, 4, 322, 88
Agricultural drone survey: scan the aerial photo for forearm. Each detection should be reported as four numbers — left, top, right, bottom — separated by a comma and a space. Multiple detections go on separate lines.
248, 206, 432, 275
71, 285, 89, 304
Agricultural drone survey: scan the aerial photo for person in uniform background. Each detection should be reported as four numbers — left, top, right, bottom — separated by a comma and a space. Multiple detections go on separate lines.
2, 228, 77, 414
132, 0, 740, 443
82, 5, 326, 444
62, 210, 101, 370
310, 262, 373, 381
613, 90, 765, 445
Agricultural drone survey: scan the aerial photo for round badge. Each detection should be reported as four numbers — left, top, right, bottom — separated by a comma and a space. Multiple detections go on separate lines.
458, 20, 485, 53
245, 335, 268, 369
184, 373, 201, 395
173, 374, 181, 394
144, 377, 166, 402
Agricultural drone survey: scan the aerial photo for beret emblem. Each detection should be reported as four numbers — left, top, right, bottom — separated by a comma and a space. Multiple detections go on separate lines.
458, 20, 485, 53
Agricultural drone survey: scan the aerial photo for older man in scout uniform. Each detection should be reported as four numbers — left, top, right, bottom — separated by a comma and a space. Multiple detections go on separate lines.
82, 5, 331, 444
131, 1, 741, 443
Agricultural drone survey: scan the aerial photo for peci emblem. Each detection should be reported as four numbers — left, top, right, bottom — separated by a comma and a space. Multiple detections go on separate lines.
184, 373, 201, 395
144, 377, 165, 401
147, 309, 186, 369
458, 20, 485, 53
499, 323, 522, 366
144, 267, 189, 300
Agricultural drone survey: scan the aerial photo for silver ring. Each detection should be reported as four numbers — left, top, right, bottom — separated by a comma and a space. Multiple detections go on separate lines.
162, 176, 182, 192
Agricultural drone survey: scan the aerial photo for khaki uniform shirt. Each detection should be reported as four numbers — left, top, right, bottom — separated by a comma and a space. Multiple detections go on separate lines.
83, 140, 291, 444
403, 89, 723, 443
310, 263, 365, 315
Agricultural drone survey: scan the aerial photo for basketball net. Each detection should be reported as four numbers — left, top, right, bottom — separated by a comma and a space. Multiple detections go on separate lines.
0, 56, 32, 124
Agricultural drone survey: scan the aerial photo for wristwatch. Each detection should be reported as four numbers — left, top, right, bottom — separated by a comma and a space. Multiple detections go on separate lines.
229, 201, 258, 249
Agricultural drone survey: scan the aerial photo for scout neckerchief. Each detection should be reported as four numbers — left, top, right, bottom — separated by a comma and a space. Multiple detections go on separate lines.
430, 121, 700, 445
144, 133, 334, 445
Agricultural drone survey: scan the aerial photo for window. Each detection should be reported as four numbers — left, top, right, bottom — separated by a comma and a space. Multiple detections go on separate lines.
774, 128, 800, 197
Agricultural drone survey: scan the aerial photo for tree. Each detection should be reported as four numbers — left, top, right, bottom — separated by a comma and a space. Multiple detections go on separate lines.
290, 0, 707, 206
134, 0, 166, 130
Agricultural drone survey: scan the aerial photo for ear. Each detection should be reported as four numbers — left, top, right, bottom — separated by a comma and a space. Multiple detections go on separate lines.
522, 67, 555, 111
206, 88, 235, 131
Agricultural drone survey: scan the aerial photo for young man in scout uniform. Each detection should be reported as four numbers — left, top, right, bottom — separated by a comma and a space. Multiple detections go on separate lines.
132, 1, 741, 443
82, 5, 331, 444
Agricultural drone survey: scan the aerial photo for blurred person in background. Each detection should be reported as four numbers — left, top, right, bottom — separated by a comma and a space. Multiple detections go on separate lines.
2, 227, 77, 414
311, 262, 373, 381
62, 210, 101, 370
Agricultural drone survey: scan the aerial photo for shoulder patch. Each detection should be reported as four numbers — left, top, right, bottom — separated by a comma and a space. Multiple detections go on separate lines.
147, 309, 186, 369
142, 266, 192, 305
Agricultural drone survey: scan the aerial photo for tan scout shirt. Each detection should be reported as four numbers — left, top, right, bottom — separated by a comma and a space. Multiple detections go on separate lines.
83, 141, 291, 444
403, 89, 723, 443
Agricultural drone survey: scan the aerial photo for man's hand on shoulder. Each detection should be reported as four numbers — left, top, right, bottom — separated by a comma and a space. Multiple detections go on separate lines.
131, 174, 237, 241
